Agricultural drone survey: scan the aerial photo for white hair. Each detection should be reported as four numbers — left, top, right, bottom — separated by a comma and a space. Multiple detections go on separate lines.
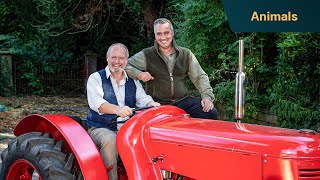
106, 43, 129, 58
153, 18, 174, 35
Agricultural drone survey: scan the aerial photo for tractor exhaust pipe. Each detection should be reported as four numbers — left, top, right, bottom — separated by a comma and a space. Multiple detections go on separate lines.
235, 39, 245, 122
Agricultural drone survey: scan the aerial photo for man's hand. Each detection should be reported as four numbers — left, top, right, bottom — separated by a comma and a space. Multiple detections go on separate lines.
147, 101, 161, 107
137, 72, 154, 82
201, 99, 214, 112
116, 106, 133, 118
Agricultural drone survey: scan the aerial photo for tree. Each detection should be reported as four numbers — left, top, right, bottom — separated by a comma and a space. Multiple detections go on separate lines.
269, 33, 320, 129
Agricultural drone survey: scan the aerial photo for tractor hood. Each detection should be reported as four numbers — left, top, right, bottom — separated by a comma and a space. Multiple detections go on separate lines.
149, 116, 320, 158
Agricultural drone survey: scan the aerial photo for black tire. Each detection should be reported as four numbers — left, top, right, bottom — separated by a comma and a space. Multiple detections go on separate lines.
0, 132, 82, 180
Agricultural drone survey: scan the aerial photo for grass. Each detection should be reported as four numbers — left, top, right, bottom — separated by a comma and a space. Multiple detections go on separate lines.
0, 135, 6, 141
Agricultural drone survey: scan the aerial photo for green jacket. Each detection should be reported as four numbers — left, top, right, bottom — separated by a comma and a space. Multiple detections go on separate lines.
143, 45, 191, 104
126, 40, 215, 104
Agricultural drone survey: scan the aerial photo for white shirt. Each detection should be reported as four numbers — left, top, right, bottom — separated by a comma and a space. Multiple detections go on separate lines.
87, 66, 154, 115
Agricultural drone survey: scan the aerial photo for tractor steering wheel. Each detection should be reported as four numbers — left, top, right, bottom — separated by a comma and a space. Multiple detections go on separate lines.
111, 106, 154, 123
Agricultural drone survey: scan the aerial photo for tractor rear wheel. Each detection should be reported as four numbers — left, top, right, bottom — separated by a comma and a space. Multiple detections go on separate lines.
0, 132, 82, 180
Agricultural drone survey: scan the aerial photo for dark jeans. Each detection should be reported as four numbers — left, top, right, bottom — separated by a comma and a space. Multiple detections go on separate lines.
174, 96, 219, 120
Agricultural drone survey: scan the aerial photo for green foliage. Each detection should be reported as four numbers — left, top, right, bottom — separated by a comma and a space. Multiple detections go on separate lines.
172, 0, 230, 62
171, 1, 319, 129
0, 35, 15, 96
268, 33, 320, 129
123, 0, 143, 15
213, 34, 273, 122
1, 0, 319, 130
171, 0, 240, 120
213, 80, 235, 120
0, 57, 12, 96
1, 0, 155, 95
0, 32, 74, 94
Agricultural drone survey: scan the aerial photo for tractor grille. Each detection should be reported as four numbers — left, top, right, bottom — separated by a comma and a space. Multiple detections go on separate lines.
299, 169, 320, 180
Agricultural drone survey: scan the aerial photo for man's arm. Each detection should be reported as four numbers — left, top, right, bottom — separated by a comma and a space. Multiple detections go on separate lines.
187, 52, 215, 112
187, 52, 215, 102
133, 80, 161, 107
126, 51, 154, 82
98, 103, 133, 118
87, 73, 132, 117
87, 72, 108, 114
125, 51, 146, 79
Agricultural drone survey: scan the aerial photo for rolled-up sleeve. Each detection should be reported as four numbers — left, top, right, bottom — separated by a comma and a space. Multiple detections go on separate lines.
134, 80, 154, 107
187, 52, 215, 102
125, 51, 147, 79
87, 72, 108, 114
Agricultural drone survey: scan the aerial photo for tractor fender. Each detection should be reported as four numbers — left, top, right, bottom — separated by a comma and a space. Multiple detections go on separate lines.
14, 114, 108, 179
117, 105, 186, 180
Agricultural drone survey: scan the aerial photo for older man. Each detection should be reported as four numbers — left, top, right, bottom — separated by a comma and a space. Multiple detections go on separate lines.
86, 43, 160, 180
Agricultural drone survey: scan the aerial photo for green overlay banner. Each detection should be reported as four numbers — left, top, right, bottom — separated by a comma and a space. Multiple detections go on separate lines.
222, 0, 320, 32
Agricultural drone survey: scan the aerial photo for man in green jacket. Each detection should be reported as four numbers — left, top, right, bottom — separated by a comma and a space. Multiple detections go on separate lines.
125, 18, 218, 119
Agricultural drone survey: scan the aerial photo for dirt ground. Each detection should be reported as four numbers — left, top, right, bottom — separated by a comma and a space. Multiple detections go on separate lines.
0, 95, 88, 133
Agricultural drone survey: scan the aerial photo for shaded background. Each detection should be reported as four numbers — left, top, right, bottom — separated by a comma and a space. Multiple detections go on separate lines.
0, 0, 319, 131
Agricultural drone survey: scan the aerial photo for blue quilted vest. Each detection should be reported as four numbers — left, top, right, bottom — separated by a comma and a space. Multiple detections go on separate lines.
87, 69, 136, 131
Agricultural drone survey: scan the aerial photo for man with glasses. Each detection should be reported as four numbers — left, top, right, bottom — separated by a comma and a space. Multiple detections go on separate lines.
86, 43, 160, 180
125, 18, 218, 120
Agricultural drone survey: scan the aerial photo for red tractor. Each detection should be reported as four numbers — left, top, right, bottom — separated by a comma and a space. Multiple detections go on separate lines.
1, 40, 320, 180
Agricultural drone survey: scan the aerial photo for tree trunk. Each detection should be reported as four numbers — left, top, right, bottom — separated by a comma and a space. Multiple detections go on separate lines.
140, 0, 166, 38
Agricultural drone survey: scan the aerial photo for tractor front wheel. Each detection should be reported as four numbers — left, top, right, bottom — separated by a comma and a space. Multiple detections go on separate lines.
0, 132, 80, 180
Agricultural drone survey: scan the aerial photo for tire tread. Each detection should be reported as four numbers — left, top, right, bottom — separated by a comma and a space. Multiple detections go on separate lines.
0, 132, 80, 180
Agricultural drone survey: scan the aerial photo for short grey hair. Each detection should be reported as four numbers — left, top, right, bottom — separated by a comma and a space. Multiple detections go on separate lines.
106, 43, 129, 58
153, 18, 174, 35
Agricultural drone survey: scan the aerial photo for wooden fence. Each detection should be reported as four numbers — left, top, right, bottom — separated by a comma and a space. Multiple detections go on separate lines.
13, 58, 86, 96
